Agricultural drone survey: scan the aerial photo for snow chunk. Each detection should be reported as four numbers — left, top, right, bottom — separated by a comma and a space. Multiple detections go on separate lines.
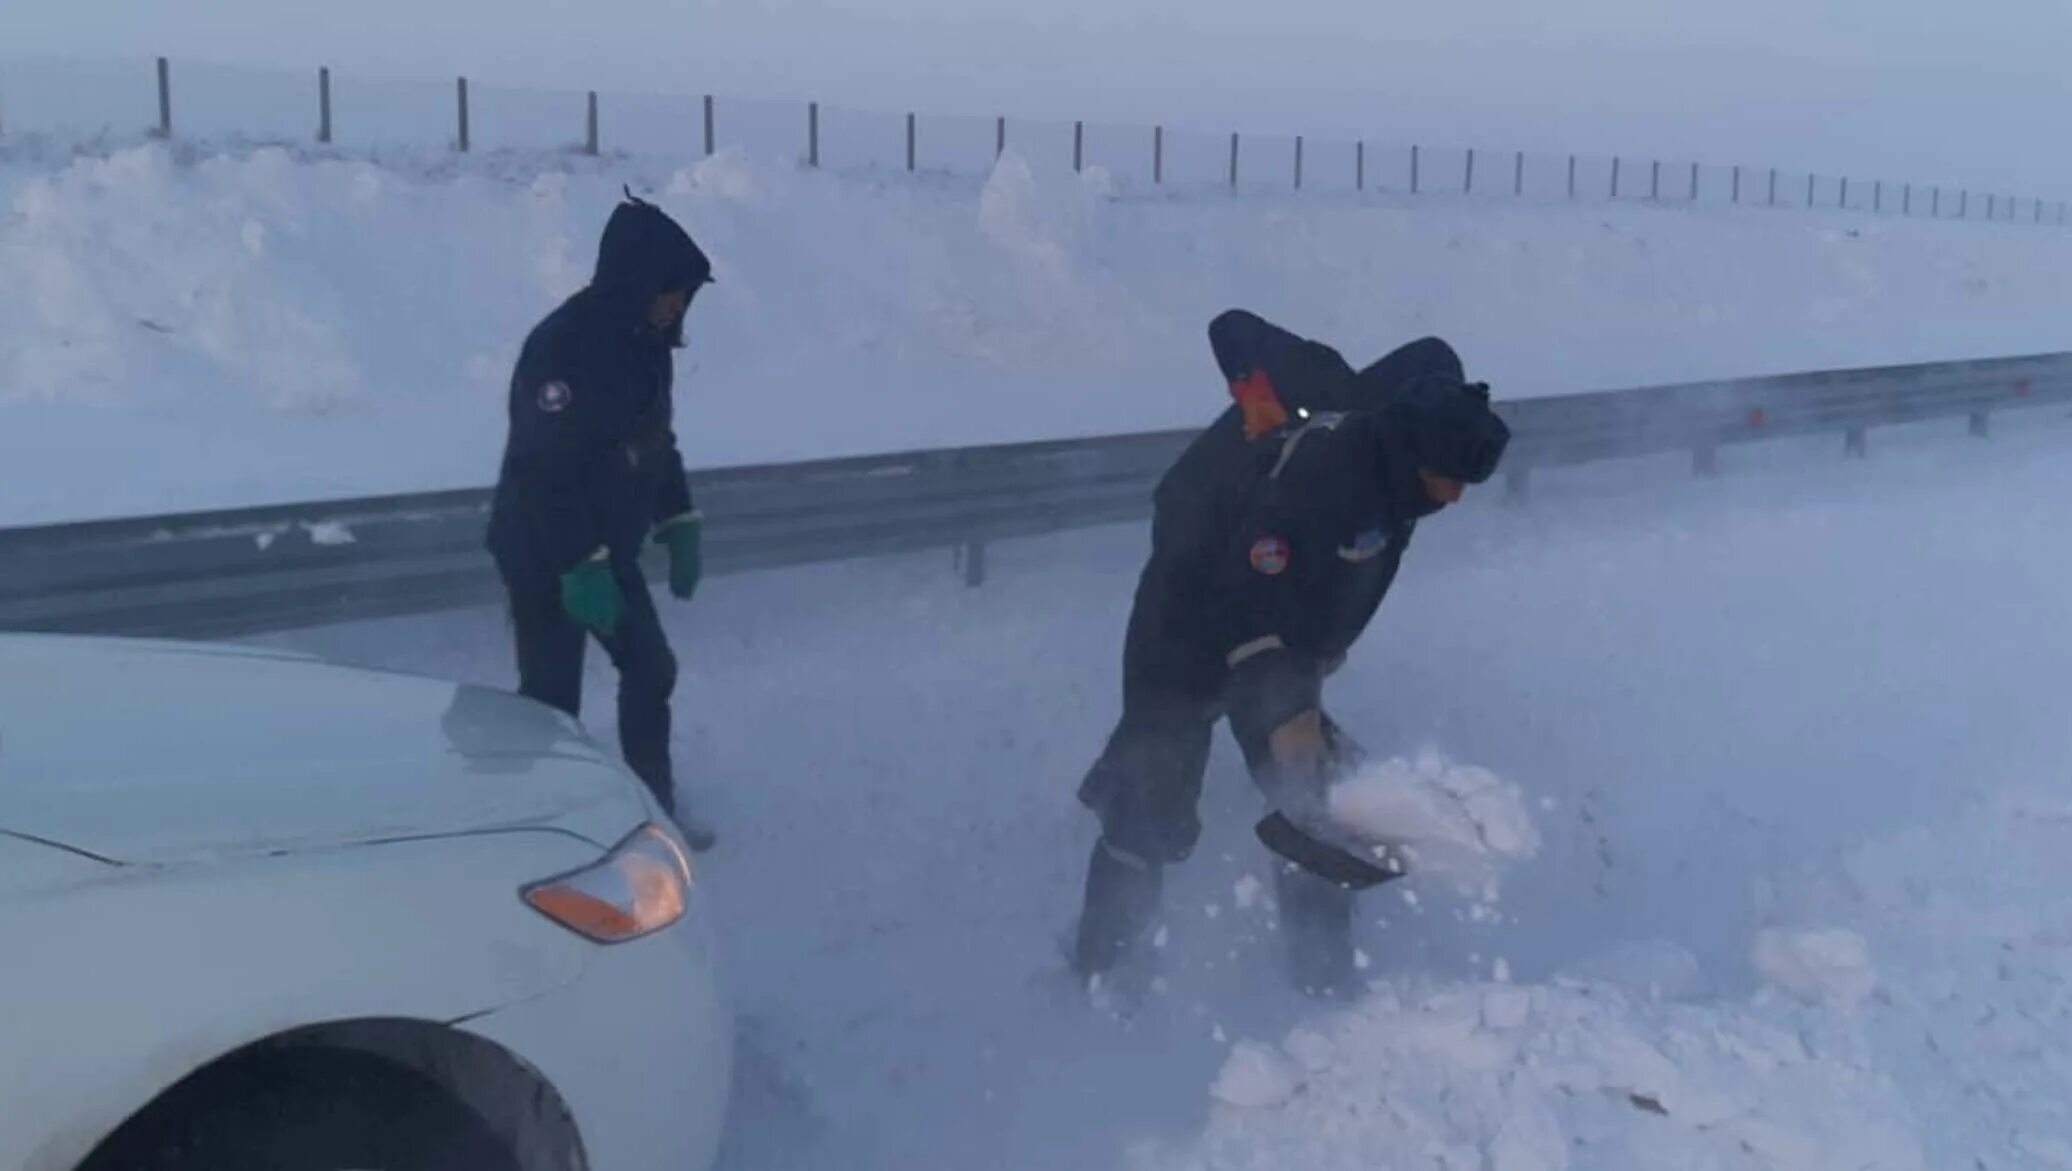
1233, 874, 1264, 911
1210, 1041, 1302, 1109
1754, 928, 1877, 1013
302, 520, 356, 546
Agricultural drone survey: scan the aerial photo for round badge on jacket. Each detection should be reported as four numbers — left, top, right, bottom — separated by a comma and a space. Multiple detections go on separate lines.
1249, 535, 1290, 575
537, 380, 573, 413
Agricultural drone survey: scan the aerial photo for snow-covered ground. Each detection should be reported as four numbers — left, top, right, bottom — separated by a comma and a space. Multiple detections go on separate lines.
6, 136, 2072, 526
258, 411, 2072, 1170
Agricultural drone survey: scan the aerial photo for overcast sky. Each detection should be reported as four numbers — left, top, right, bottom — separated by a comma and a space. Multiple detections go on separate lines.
8, 0, 2071, 192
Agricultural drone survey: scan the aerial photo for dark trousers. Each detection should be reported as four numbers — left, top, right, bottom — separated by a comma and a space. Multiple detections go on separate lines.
505, 564, 679, 814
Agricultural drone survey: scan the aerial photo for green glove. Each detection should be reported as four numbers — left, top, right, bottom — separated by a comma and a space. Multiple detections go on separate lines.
657, 512, 703, 600
560, 553, 624, 638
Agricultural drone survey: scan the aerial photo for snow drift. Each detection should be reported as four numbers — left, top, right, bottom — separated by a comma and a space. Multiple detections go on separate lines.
5, 139, 2072, 524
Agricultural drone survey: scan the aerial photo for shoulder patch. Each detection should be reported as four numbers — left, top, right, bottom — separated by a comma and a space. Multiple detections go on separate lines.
1249, 535, 1290, 576
537, 380, 573, 413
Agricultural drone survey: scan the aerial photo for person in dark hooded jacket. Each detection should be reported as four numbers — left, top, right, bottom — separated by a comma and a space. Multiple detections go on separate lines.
1072, 309, 1510, 996
487, 193, 715, 847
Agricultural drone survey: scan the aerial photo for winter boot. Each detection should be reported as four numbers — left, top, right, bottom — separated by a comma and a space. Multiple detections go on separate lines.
1275, 863, 1359, 999
1072, 839, 1164, 981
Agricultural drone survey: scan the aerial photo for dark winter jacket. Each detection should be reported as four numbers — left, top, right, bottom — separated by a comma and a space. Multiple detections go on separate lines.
488, 198, 714, 583
1122, 312, 1473, 696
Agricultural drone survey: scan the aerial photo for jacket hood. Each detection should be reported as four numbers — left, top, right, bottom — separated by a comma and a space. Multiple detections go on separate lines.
592, 195, 713, 346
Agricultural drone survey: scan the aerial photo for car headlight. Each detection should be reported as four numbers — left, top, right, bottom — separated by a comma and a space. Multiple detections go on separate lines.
522, 823, 693, 943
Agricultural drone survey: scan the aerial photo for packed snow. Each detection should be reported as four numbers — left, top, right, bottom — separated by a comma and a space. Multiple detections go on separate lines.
6, 136, 2072, 524
255, 411, 2072, 1170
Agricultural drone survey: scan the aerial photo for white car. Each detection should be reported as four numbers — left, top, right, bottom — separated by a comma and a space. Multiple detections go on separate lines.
0, 634, 732, 1171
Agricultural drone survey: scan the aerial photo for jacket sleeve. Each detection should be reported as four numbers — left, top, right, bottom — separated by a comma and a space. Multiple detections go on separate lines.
653, 437, 696, 527
505, 355, 614, 573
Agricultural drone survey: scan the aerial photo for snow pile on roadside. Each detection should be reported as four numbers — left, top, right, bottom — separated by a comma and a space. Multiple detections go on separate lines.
7, 138, 2072, 524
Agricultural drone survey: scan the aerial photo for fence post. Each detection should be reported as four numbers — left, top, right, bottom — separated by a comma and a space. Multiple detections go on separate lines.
703, 95, 714, 156
1903, 183, 1911, 216
996, 116, 1005, 159
1960, 191, 1968, 218
2037, 199, 2044, 224
1650, 160, 1659, 200
1689, 161, 1699, 200
1514, 150, 1524, 197
808, 102, 819, 167
585, 92, 599, 155
1229, 132, 1240, 189
155, 57, 172, 138
1841, 177, 1850, 209
1806, 173, 1815, 206
1732, 165, 1741, 203
455, 77, 469, 152
1933, 187, 1941, 217
907, 112, 916, 172
2060, 202, 2066, 226
1611, 156, 1621, 198
1356, 141, 1364, 190
1411, 145, 1420, 194
1874, 180, 1882, 213
1072, 120, 1082, 173
1294, 135, 1303, 190
1567, 155, 1576, 200
1988, 193, 1995, 220
1153, 125, 1163, 183
1769, 168, 1778, 206
317, 66, 332, 144
1465, 148, 1475, 193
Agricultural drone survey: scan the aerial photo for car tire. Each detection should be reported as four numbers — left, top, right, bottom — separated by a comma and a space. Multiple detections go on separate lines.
86, 1047, 519, 1171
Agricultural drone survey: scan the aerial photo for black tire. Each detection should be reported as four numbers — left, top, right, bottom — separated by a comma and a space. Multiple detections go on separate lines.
84, 1047, 517, 1171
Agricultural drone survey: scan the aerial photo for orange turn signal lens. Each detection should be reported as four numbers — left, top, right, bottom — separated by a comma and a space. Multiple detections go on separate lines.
522, 824, 693, 944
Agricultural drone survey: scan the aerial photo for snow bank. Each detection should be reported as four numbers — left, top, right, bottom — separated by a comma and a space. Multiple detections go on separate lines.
6, 140, 2072, 524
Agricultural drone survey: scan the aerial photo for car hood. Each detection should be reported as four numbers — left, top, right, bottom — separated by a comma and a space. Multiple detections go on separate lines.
0, 635, 652, 865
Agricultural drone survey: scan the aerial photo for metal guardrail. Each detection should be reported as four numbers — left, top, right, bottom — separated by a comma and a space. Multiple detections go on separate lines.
4, 351, 2069, 640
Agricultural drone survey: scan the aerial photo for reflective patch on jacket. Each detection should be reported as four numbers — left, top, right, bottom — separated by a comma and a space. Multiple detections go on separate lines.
1338, 527, 1392, 562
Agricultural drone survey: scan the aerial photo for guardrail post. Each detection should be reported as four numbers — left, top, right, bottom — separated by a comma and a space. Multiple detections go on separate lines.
155, 57, 173, 138
907, 112, 917, 172
1650, 159, 1660, 200
703, 95, 715, 156
1689, 161, 1699, 201
1154, 125, 1163, 183
1568, 155, 1577, 200
1411, 145, 1420, 194
1294, 135, 1304, 190
455, 77, 470, 152
1969, 411, 1990, 438
1732, 165, 1741, 203
1844, 427, 1869, 458
1611, 157, 1621, 198
585, 91, 599, 155
317, 66, 333, 144
997, 116, 1006, 159
1230, 132, 1241, 189
1356, 140, 1364, 190
959, 540, 988, 587
1465, 148, 1475, 194
1073, 120, 1083, 173
808, 102, 820, 167
1515, 150, 1525, 197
